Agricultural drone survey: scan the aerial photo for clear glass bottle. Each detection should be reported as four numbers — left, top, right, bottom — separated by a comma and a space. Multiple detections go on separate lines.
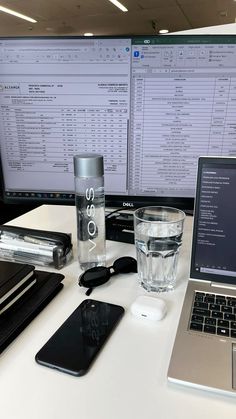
74, 153, 106, 270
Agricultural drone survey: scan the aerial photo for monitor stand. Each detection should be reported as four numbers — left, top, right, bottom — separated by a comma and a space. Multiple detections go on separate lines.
105, 212, 134, 244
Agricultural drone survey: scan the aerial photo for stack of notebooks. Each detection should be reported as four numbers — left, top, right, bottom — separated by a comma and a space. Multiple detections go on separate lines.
0, 262, 36, 315
0, 260, 64, 353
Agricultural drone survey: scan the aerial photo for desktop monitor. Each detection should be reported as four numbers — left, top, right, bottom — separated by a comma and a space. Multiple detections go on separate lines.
0, 34, 236, 211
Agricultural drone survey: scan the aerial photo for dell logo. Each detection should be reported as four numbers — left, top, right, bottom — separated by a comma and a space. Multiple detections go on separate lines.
123, 202, 134, 207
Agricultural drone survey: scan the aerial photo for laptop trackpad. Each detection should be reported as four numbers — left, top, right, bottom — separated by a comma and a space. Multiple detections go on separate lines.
232, 344, 236, 389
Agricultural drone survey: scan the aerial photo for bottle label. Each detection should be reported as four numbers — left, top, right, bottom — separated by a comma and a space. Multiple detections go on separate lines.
85, 187, 96, 252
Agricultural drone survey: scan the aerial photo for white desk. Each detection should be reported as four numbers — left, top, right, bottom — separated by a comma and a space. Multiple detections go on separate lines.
1, 205, 236, 419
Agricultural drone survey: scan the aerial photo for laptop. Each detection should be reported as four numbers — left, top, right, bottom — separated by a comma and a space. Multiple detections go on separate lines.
168, 156, 236, 396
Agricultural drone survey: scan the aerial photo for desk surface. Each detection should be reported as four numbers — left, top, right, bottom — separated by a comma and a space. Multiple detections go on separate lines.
1, 205, 236, 419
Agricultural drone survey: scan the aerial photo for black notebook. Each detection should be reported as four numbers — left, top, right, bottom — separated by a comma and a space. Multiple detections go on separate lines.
0, 261, 35, 305
0, 269, 64, 353
0, 275, 37, 315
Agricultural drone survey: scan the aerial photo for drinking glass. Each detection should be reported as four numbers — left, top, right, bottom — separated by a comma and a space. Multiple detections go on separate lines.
134, 206, 185, 293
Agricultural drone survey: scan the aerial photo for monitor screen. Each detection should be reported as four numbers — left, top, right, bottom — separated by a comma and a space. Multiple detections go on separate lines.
0, 34, 236, 210
190, 157, 236, 284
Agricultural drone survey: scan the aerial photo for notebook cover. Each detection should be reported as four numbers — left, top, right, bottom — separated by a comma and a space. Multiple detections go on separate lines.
0, 275, 37, 314
0, 261, 35, 299
0, 270, 64, 354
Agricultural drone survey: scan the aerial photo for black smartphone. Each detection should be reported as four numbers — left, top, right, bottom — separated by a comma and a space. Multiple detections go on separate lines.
35, 299, 124, 376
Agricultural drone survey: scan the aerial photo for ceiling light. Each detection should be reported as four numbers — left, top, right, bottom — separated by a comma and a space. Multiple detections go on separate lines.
108, 0, 128, 12
84, 33, 94, 36
159, 29, 169, 34
0, 5, 37, 23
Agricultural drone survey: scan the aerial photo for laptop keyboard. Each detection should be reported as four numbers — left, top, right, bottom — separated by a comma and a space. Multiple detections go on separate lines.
189, 292, 236, 338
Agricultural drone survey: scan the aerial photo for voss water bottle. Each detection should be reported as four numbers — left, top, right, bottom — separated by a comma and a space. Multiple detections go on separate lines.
74, 154, 106, 270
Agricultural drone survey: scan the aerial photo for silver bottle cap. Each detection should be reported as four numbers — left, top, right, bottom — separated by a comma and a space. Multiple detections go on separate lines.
73, 153, 104, 177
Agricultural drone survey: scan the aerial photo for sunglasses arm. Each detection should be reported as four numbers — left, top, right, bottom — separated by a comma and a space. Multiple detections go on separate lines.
85, 287, 93, 296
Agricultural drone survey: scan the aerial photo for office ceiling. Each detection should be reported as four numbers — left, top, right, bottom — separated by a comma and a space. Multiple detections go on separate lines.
0, 0, 235, 36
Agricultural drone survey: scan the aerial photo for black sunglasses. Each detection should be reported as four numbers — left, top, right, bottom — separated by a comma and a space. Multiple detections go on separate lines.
79, 256, 137, 296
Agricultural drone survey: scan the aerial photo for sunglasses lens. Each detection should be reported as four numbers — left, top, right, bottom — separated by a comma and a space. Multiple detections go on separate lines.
79, 266, 110, 288
113, 256, 137, 274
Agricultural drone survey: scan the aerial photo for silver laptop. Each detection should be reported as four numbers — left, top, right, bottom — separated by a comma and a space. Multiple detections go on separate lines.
168, 156, 236, 396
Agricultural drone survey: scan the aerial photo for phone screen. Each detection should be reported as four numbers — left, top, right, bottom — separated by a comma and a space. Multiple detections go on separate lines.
35, 299, 124, 376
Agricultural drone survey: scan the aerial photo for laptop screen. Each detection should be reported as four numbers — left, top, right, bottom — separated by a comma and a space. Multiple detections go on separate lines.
190, 157, 236, 284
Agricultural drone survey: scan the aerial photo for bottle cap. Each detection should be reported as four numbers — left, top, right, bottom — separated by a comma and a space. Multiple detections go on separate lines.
73, 154, 104, 178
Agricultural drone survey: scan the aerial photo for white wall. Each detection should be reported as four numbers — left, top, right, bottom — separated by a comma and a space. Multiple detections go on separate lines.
172, 22, 236, 34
